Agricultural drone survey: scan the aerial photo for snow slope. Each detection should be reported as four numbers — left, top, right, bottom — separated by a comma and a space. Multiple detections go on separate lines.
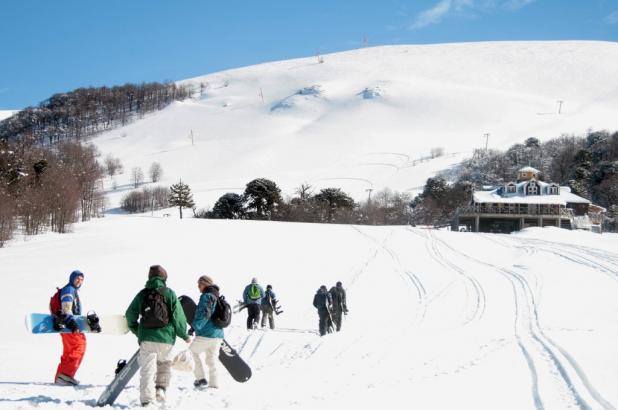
0, 217, 617, 409
92, 41, 618, 208
0, 111, 16, 121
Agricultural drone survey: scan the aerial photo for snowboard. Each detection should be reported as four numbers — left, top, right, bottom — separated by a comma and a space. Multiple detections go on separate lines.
179, 295, 252, 383
96, 349, 140, 407
233, 299, 283, 315
25, 313, 129, 335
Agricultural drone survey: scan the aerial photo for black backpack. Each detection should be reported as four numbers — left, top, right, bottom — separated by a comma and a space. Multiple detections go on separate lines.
140, 287, 170, 329
211, 294, 232, 328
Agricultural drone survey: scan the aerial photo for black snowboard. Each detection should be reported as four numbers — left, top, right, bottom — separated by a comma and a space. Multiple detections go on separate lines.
96, 349, 140, 407
179, 295, 252, 383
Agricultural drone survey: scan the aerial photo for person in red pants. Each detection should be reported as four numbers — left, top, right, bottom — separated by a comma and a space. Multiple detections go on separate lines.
54, 270, 86, 385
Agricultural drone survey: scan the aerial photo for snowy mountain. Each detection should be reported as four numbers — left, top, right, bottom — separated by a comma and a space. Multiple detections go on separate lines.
1, 217, 617, 409
93, 41, 618, 208
2, 41, 618, 410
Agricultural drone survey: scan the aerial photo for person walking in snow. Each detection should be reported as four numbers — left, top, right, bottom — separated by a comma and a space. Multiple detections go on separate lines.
189, 275, 224, 389
313, 285, 333, 336
54, 270, 87, 385
260, 284, 277, 329
242, 277, 264, 329
125, 265, 189, 406
329, 281, 348, 332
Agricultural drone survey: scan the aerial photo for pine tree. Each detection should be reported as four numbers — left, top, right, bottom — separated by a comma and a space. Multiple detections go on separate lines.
169, 180, 195, 219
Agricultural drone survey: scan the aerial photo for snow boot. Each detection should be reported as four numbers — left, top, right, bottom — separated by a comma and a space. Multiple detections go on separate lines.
155, 386, 166, 402
56, 373, 79, 386
193, 378, 208, 389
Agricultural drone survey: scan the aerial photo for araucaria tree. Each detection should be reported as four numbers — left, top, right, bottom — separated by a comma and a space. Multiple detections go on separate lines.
169, 180, 195, 219
243, 178, 282, 220
314, 187, 355, 223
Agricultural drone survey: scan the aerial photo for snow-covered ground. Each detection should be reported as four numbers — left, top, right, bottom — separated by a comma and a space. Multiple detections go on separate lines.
0, 110, 16, 121
2, 40, 618, 409
0, 216, 617, 409
93, 41, 618, 208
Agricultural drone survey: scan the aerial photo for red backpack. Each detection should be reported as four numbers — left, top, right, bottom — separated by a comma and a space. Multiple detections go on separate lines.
49, 287, 62, 315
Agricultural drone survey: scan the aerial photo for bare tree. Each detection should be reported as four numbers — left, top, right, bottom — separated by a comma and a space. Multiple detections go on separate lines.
430, 147, 445, 158
104, 154, 123, 177
0, 185, 16, 247
131, 167, 144, 188
149, 162, 163, 182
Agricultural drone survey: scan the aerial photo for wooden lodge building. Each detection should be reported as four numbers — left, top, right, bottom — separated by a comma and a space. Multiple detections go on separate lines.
454, 167, 605, 234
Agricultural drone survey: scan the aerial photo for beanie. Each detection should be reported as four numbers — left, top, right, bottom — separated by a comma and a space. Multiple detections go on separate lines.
198, 275, 214, 287
148, 265, 168, 281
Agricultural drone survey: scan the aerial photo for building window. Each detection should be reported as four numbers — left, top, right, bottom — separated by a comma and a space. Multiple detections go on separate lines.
549, 186, 559, 195
507, 184, 516, 193
526, 183, 538, 195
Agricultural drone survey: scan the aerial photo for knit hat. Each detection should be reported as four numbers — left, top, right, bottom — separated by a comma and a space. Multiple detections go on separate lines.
320, 285, 327, 291
148, 265, 168, 281
69, 270, 84, 287
198, 275, 214, 286
251, 277, 258, 284
266, 284, 272, 290
336, 281, 342, 287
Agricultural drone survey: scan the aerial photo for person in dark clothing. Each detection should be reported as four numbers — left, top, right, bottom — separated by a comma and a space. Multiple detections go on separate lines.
242, 277, 264, 329
260, 285, 277, 329
312, 285, 333, 336
329, 281, 348, 332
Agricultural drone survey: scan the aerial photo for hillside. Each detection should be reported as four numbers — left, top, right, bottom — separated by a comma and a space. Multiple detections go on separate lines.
1, 217, 617, 409
91, 41, 618, 209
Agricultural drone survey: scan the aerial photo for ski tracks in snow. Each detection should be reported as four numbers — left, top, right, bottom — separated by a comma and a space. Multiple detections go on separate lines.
431, 233, 615, 410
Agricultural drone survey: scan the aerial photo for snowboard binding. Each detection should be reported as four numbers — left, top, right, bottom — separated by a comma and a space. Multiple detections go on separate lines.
87, 311, 102, 333
115, 359, 127, 375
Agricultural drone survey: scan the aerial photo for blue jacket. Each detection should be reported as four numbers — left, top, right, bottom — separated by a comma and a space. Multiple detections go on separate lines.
192, 286, 224, 339
243, 283, 264, 305
261, 289, 277, 307
60, 270, 83, 320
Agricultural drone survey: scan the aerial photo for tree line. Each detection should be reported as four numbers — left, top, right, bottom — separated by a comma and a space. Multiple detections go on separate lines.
410, 130, 618, 231
188, 178, 413, 225
0, 139, 105, 247
0, 82, 192, 147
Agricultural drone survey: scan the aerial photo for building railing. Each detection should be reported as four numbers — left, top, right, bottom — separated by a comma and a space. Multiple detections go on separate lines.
458, 204, 573, 217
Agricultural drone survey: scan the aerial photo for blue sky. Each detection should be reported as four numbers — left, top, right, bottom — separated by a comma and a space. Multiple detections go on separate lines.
1, 0, 617, 109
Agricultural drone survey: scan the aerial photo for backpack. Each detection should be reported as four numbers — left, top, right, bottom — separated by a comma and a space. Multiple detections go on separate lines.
211, 294, 232, 328
49, 287, 62, 314
248, 284, 261, 300
140, 287, 170, 329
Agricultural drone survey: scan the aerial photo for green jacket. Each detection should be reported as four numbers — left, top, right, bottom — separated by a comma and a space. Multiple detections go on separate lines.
125, 277, 188, 345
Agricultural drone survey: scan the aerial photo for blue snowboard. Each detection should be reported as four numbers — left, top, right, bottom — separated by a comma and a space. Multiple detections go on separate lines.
25, 313, 129, 335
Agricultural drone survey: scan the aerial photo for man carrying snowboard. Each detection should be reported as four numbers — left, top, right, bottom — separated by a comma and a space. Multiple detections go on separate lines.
53, 270, 86, 385
125, 265, 189, 406
329, 281, 348, 332
242, 277, 264, 329
189, 274, 224, 389
313, 285, 333, 336
260, 284, 277, 329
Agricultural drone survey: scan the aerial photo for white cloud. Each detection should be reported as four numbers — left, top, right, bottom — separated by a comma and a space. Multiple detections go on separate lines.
410, 0, 453, 29
410, 0, 536, 29
604, 11, 618, 24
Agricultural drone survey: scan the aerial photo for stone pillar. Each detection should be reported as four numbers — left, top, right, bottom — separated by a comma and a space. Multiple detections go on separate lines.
520, 217, 525, 230
475, 216, 480, 233
539, 216, 543, 228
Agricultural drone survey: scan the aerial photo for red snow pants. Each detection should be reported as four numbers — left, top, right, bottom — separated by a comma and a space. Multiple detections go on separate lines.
55, 332, 86, 379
